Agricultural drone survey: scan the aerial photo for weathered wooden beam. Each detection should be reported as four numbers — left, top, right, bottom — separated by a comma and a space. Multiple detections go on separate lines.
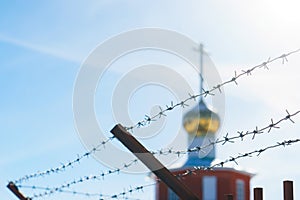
111, 124, 199, 200
7, 182, 31, 200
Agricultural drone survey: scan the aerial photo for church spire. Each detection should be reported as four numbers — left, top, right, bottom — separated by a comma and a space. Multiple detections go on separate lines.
199, 43, 204, 99
182, 43, 220, 167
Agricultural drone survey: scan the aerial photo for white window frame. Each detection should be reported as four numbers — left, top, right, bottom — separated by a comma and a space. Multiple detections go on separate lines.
236, 179, 245, 200
202, 176, 217, 200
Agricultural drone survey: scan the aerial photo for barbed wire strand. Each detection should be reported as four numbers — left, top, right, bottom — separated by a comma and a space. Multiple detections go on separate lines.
17, 158, 139, 199
13, 49, 300, 184
18, 185, 142, 200
14, 136, 115, 184
14, 107, 296, 185
180, 138, 300, 175
20, 182, 155, 200
125, 48, 300, 131
150, 110, 300, 156
15, 109, 299, 198
17, 185, 110, 199
21, 138, 300, 199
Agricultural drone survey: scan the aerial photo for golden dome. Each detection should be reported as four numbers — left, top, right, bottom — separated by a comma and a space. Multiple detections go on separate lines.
183, 99, 220, 136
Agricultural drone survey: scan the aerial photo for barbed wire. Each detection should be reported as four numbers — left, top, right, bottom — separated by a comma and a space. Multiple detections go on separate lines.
14, 136, 115, 184
19, 182, 155, 200
18, 185, 110, 199
18, 137, 300, 199
13, 49, 300, 185
20, 138, 300, 199
98, 138, 300, 198
150, 110, 299, 156
18, 185, 142, 200
179, 138, 300, 176
10, 49, 300, 200
124, 48, 300, 131
15, 108, 298, 186
17, 158, 139, 199
100, 182, 156, 200
15, 109, 299, 199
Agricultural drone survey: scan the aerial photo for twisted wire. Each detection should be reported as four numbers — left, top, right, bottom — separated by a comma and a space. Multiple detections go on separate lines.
21, 138, 300, 199
19, 185, 141, 200
14, 136, 115, 184
15, 109, 300, 198
150, 110, 299, 156
180, 138, 300, 175
15, 107, 298, 185
14, 49, 300, 184
125, 48, 300, 131
10, 49, 300, 199
19, 182, 155, 200
17, 158, 139, 199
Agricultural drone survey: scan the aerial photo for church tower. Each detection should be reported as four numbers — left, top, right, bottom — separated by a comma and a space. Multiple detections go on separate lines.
155, 44, 253, 200
182, 45, 220, 167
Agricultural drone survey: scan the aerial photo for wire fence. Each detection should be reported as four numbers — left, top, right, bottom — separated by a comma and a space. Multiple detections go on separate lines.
15, 109, 300, 199
14, 136, 115, 184
124, 48, 300, 131
8, 48, 300, 200
150, 110, 299, 156
17, 184, 145, 200
19, 138, 300, 199
13, 48, 300, 185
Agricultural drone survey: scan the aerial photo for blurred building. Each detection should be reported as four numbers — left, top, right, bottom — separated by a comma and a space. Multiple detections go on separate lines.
155, 45, 253, 200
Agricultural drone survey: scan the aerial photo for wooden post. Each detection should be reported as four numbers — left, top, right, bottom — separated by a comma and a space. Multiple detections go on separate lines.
111, 124, 200, 200
284, 180, 293, 200
7, 182, 31, 200
224, 194, 233, 200
254, 187, 263, 200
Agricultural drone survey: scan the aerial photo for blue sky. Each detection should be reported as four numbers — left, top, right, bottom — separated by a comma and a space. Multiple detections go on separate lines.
1, 1, 300, 199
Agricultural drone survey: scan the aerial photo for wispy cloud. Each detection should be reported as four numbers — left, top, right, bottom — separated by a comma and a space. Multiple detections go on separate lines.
218, 55, 300, 112
0, 34, 81, 63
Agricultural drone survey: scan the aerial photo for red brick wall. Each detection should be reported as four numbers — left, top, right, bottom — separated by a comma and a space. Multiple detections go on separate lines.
156, 168, 251, 200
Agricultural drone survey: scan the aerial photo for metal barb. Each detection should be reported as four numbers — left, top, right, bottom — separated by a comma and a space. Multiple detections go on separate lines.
14, 137, 115, 184
122, 49, 300, 132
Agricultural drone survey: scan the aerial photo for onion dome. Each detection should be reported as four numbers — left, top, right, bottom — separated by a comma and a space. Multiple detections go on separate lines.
183, 99, 220, 136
